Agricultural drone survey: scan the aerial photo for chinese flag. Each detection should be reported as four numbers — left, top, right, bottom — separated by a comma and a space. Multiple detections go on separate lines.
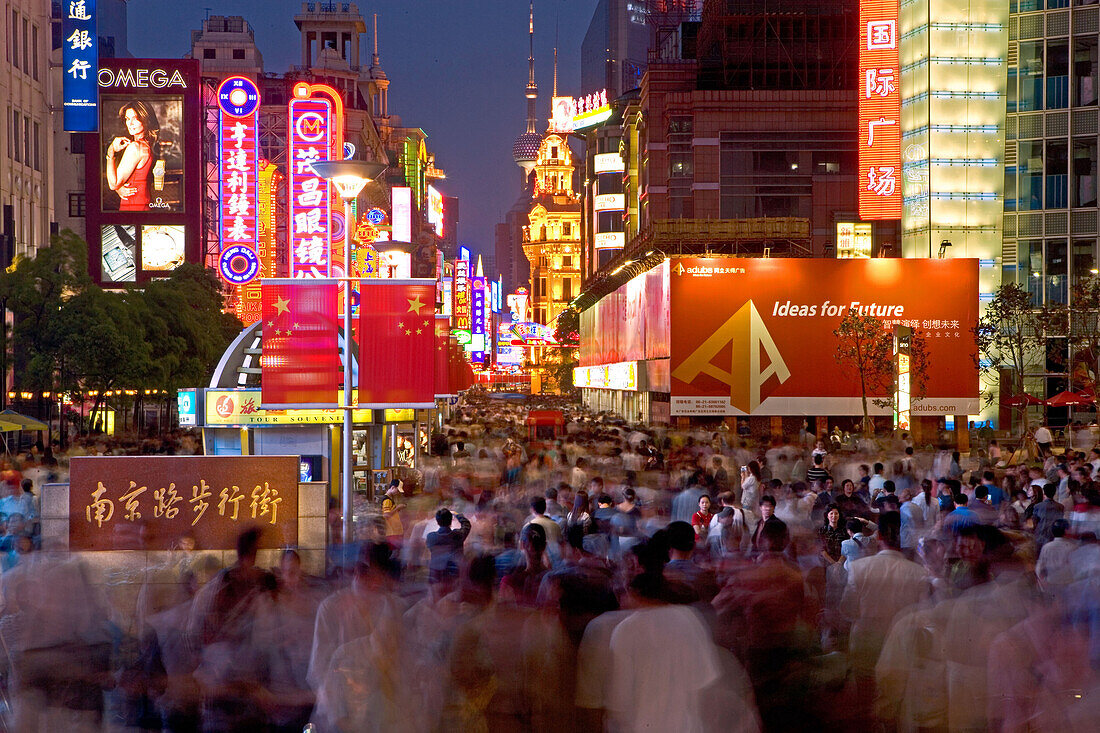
260, 279, 340, 407
358, 279, 436, 407
435, 315, 452, 397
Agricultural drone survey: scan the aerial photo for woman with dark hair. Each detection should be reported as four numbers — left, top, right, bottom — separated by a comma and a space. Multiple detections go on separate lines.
818, 504, 846, 564
106, 100, 160, 211
740, 460, 761, 511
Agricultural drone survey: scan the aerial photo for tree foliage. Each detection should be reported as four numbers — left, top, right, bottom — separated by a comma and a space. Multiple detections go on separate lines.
975, 282, 1044, 432
0, 232, 243, 433
834, 310, 930, 435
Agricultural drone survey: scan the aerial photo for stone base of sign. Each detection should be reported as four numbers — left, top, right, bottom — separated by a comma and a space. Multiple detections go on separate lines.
39, 482, 328, 634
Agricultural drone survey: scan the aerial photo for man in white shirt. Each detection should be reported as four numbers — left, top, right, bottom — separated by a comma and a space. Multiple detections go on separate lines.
1034, 424, 1054, 457
1035, 519, 1076, 592
842, 512, 931, 695
867, 463, 887, 500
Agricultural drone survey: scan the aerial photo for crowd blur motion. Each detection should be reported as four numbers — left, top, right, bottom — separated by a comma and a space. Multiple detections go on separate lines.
2, 401, 1100, 732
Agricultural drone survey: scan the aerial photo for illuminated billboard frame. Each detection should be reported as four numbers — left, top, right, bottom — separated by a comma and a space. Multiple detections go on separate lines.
62, 0, 98, 132
218, 76, 260, 285
858, 0, 902, 220
392, 186, 412, 242
453, 258, 471, 334
593, 193, 625, 212
84, 59, 202, 286
427, 185, 444, 237
593, 152, 624, 174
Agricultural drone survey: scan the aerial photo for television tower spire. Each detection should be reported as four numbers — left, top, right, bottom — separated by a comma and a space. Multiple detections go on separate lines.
525, 0, 538, 134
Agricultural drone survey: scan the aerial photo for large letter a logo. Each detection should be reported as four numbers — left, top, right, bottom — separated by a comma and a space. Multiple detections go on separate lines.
672, 299, 791, 413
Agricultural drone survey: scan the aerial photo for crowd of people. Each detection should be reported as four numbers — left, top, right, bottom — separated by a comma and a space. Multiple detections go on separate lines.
1, 402, 1100, 731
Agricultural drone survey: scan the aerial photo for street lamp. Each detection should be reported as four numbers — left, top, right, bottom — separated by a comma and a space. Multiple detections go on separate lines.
310, 159, 386, 551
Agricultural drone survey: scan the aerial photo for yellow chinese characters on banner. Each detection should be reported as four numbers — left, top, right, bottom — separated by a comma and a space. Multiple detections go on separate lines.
70, 455, 299, 551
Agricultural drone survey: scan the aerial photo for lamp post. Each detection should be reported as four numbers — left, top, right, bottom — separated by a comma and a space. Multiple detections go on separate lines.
310, 159, 386, 550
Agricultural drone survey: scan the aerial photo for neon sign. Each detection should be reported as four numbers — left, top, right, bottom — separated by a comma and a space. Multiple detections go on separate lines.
453, 258, 471, 333
62, 0, 98, 132
218, 76, 260, 285
288, 96, 332, 277
858, 0, 902, 219
392, 187, 412, 242
427, 185, 444, 237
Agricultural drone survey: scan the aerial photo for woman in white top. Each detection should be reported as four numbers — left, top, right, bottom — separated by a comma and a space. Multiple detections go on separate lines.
739, 460, 761, 512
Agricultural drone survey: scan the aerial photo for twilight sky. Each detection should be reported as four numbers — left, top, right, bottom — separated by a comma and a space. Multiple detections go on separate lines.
128, 0, 597, 264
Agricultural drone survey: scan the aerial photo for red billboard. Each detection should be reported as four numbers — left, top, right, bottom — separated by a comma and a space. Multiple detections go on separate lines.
669, 258, 978, 416
85, 59, 202, 285
858, 0, 902, 220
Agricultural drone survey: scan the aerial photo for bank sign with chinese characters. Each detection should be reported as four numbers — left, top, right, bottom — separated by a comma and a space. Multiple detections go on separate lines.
858, 0, 902, 220
289, 97, 332, 277
62, 0, 98, 132
69, 455, 299, 551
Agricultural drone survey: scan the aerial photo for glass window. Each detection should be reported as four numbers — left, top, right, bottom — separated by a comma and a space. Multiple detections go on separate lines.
1019, 140, 1043, 210
11, 110, 20, 163
33, 121, 40, 171
203, 48, 216, 59
31, 25, 37, 80
1005, 163, 1018, 211
1019, 42, 1044, 111
1047, 140, 1068, 209
70, 133, 85, 154
1047, 239, 1069, 304
1072, 238, 1096, 287
562, 278, 572, 301
1074, 37, 1098, 106
11, 11, 18, 69
1020, 239, 1044, 305
1074, 140, 1096, 207
68, 192, 86, 218
1048, 41, 1070, 109
23, 116, 30, 168
21, 17, 27, 73
232, 49, 246, 60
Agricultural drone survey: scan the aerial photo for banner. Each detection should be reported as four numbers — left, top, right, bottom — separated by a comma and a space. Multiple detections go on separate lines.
358, 279, 436, 408
260, 278, 340, 408
62, 0, 98, 132
435, 315, 452, 397
70, 455, 298, 551
669, 258, 978, 416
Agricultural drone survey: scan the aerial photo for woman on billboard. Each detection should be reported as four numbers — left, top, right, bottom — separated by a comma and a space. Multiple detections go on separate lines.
105, 101, 161, 211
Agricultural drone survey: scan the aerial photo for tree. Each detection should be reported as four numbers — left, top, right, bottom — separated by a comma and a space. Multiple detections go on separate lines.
834, 310, 930, 435
0, 230, 91, 393
975, 283, 1045, 434
548, 307, 580, 397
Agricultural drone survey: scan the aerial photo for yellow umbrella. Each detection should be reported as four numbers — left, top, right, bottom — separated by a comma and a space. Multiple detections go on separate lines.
0, 418, 22, 432
0, 410, 48, 431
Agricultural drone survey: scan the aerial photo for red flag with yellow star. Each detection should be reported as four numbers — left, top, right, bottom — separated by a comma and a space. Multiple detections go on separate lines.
260, 278, 340, 407
358, 278, 437, 408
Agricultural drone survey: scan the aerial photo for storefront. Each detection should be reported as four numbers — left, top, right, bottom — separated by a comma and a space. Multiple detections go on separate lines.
181, 388, 431, 499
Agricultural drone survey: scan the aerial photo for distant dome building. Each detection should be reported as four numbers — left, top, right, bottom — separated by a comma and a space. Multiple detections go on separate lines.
513, 131, 542, 173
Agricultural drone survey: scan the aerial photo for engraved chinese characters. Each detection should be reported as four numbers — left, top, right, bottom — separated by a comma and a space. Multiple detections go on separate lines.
70, 456, 299, 551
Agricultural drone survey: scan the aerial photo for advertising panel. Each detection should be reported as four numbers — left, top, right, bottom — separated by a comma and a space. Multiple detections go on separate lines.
218, 77, 260, 286
594, 232, 625, 250
85, 59, 202, 285
205, 389, 370, 426
836, 222, 873, 258
70, 455, 298, 551
593, 152, 625, 174
392, 186, 412, 242
579, 260, 668, 367
427, 185, 444, 237
593, 193, 625, 212
289, 97, 332, 277
62, 0, 98, 132
453, 258, 471, 334
669, 258, 979, 416
859, 0, 903, 219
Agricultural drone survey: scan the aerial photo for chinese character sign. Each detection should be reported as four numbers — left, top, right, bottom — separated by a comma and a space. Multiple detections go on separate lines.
471, 276, 486, 363
289, 97, 332, 277
453, 259, 471, 333
69, 456, 299, 551
63, 0, 98, 132
859, 0, 902, 220
218, 77, 260, 283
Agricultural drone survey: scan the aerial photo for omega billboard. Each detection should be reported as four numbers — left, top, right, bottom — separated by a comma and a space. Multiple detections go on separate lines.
669, 258, 978, 417
84, 59, 202, 285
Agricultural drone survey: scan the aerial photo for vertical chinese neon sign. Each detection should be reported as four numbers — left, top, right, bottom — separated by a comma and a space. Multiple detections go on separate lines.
62, 0, 98, 132
218, 77, 260, 271
288, 97, 332, 277
471, 275, 486, 363
859, 0, 902, 220
453, 258, 471, 335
